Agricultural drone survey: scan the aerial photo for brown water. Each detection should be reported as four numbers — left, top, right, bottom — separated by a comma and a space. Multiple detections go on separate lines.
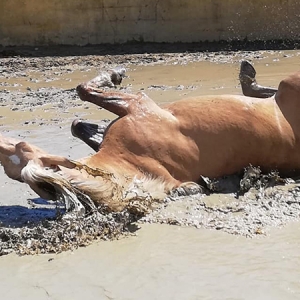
1, 51, 300, 300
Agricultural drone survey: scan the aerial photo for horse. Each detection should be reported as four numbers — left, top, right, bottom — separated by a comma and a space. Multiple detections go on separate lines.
1, 63, 299, 215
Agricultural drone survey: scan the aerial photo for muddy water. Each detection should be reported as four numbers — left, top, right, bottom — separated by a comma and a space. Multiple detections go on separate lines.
1, 50, 299, 127
1, 223, 300, 300
1, 51, 300, 299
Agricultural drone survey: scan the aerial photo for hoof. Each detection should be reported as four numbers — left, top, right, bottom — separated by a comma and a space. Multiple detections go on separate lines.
71, 119, 111, 151
110, 67, 126, 86
239, 60, 277, 98
239, 60, 256, 82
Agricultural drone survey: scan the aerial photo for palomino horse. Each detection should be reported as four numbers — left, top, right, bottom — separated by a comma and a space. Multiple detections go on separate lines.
0, 63, 299, 215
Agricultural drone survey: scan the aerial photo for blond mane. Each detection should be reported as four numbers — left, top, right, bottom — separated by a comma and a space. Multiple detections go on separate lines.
21, 160, 174, 216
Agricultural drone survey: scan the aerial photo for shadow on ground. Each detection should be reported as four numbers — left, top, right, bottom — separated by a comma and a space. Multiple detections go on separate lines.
0, 199, 62, 228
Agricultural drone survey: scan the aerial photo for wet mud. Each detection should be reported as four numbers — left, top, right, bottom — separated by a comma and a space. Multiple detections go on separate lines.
1, 49, 300, 255
1, 47, 300, 299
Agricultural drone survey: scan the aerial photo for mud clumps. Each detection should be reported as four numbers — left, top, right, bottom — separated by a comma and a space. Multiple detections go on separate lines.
140, 167, 300, 237
141, 185, 300, 237
0, 210, 133, 256
0, 88, 86, 129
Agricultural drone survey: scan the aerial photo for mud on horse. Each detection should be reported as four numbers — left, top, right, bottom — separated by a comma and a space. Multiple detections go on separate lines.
1, 63, 300, 215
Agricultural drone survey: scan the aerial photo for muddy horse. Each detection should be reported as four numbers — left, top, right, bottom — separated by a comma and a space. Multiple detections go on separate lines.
0, 62, 298, 214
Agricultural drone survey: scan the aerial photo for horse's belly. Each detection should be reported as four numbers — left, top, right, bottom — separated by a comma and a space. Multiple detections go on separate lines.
193, 128, 300, 179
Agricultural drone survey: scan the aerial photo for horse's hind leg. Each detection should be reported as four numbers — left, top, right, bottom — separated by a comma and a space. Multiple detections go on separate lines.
239, 60, 277, 98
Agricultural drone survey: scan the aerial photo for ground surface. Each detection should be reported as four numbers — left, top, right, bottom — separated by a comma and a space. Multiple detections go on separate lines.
1, 45, 300, 300
1, 46, 300, 256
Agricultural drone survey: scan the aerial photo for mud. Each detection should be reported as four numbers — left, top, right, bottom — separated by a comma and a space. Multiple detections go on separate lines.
1, 49, 300, 257
141, 178, 300, 237
2, 47, 300, 300
1, 48, 297, 126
